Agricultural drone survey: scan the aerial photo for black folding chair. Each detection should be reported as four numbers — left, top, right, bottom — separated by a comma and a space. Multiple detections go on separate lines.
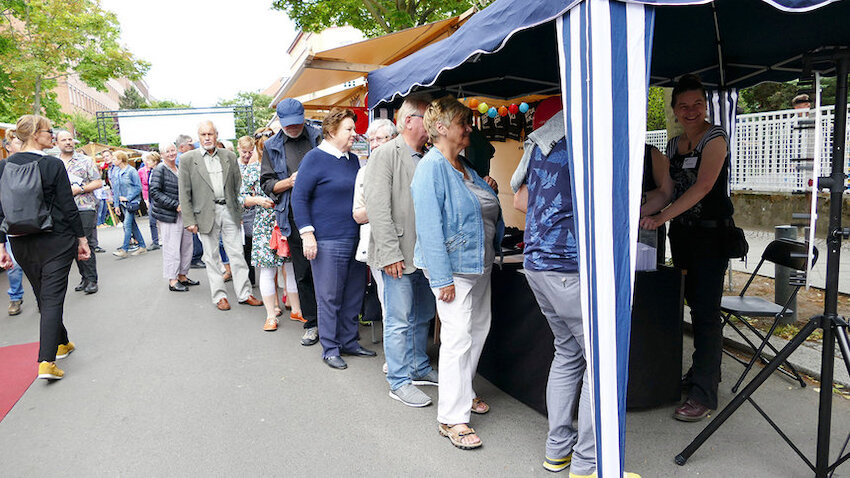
721, 238, 818, 392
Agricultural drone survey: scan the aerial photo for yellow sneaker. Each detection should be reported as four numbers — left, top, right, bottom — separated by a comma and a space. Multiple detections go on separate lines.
543, 454, 572, 472
38, 361, 64, 380
569, 472, 641, 478
56, 341, 75, 359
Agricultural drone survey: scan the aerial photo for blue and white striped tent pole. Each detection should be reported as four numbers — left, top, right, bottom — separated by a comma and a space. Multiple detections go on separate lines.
557, 1, 654, 475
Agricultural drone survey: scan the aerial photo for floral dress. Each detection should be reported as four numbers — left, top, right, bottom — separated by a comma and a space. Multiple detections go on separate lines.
240, 162, 283, 268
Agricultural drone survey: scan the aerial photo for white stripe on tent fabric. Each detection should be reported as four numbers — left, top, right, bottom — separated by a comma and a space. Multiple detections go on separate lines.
588, 1, 622, 476
560, 1, 652, 475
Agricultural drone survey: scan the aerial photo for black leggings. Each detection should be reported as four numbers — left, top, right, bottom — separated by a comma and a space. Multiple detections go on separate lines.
669, 222, 728, 409
10, 233, 76, 363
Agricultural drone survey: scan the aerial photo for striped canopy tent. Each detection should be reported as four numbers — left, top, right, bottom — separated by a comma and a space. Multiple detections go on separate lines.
367, 0, 847, 476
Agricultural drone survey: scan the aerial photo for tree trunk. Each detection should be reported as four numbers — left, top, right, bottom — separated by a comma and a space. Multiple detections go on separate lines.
32, 74, 41, 114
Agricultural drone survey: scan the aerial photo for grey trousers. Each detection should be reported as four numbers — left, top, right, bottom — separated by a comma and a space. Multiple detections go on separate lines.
199, 204, 252, 304
525, 269, 595, 475
159, 213, 193, 280
75, 210, 98, 283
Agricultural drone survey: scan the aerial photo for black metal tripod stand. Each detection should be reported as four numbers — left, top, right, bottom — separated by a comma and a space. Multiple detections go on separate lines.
675, 48, 850, 477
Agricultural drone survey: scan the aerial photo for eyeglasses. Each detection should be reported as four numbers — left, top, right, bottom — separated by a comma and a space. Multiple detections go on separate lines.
254, 131, 273, 139
409, 114, 424, 119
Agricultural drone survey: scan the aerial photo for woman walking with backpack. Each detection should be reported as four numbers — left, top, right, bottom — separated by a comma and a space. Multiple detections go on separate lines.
0, 114, 90, 380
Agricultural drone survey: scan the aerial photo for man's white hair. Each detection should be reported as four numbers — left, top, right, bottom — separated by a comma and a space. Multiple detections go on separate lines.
396, 93, 432, 131
197, 120, 219, 134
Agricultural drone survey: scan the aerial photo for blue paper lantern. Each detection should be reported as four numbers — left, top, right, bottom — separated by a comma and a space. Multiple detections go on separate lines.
487, 107, 498, 118
519, 102, 529, 114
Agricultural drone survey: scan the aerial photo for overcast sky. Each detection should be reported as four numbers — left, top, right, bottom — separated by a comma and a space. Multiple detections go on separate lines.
101, 0, 298, 106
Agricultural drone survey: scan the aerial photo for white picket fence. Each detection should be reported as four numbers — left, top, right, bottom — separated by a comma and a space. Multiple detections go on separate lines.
645, 105, 850, 193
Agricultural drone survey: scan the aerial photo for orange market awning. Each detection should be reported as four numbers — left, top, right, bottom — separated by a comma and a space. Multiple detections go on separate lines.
270, 10, 474, 110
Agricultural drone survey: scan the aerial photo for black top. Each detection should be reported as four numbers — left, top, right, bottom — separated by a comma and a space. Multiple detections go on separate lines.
642, 144, 657, 193
259, 134, 312, 203
148, 162, 180, 224
0, 152, 84, 242
666, 125, 734, 222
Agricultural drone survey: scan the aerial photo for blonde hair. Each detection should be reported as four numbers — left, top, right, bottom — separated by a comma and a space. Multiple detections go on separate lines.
15, 114, 51, 144
423, 96, 470, 141
237, 136, 255, 151
145, 151, 161, 166
114, 151, 129, 165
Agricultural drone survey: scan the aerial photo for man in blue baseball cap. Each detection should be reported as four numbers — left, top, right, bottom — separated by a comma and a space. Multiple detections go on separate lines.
260, 99, 323, 346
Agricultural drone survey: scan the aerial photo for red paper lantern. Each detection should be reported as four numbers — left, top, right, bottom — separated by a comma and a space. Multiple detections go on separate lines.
508, 103, 519, 114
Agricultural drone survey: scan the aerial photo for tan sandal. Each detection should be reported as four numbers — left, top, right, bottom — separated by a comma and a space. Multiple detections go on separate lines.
263, 317, 278, 331
471, 396, 490, 414
438, 423, 482, 450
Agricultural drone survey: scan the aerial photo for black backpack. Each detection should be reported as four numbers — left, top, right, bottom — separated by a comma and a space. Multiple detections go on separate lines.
0, 157, 53, 236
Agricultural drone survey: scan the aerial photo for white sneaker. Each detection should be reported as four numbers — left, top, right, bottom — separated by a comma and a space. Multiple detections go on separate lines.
301, 326, 318, 346
389, 383, 432, 407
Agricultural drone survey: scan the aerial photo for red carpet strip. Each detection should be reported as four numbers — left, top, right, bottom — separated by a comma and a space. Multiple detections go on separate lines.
0, 342, 39, 422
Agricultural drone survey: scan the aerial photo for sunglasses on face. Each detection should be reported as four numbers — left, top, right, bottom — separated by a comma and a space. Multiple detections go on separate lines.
254, 131, 273, 139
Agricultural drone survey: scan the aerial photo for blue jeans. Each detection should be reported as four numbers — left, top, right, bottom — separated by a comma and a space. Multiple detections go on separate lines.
148, 211, 159, 245
311, 238, 365, 358
219, 237, 228, 264
6, 246, 23, 301
121, 207, 146, 250
382, 269, 435, 390
97, 199, 108, 225
192, 233, 203, 263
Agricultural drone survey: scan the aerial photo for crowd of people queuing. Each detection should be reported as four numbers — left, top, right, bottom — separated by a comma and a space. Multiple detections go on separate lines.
0, 72, 733, 477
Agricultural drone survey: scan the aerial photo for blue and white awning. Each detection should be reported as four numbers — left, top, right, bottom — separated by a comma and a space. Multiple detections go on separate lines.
366, 0, 847, 476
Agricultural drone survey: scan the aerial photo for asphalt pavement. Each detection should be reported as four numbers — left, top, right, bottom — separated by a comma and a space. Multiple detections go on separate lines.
1, 220, 850, 477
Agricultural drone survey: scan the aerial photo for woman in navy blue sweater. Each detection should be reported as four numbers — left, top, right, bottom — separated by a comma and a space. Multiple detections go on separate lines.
291, 108, 377, 369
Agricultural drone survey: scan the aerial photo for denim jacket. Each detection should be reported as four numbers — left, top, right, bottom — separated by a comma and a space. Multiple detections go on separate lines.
410, 147, 505, 288
113, 165, 142, 207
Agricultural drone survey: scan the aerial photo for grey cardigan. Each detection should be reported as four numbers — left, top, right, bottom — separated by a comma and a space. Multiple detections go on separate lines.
363, 135, 421, 274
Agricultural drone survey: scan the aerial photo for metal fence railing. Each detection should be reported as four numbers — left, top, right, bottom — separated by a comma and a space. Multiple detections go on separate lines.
645, 105, 850, 193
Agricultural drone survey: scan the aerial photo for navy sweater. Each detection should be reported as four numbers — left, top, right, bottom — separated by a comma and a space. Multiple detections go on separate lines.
291, 148, 360, 241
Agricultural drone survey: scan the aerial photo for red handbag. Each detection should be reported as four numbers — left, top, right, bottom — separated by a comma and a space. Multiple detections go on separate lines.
269, 223, 291, 258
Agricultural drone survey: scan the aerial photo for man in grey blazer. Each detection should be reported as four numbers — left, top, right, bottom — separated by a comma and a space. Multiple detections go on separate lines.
178, 121, 262, 311
364, 94, 438, 407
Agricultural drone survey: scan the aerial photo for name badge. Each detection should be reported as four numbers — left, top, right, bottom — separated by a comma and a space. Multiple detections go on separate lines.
682, 156, 698, 169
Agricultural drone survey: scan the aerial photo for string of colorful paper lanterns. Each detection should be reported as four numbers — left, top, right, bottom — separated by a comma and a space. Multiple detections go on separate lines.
467, 98, 530, 117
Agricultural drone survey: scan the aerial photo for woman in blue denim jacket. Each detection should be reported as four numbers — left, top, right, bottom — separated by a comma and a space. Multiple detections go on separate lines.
410, 96, 504, 451
110, 151, 147, 257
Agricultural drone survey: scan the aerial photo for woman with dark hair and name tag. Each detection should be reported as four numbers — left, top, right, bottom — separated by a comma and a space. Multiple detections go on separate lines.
292, 107, 377, 370
0, 114, 90, 380
640, 74, 735, 422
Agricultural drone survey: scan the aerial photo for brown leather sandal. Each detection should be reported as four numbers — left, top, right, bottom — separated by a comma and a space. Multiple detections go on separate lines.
471, 396, 490, 414
439, 423, 482, 450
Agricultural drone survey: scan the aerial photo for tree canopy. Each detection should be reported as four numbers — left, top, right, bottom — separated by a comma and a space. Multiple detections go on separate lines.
271, 0, 493, 37
0, 0, 149, 122
217, 91, 275, 138
119, 87, 147, 110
